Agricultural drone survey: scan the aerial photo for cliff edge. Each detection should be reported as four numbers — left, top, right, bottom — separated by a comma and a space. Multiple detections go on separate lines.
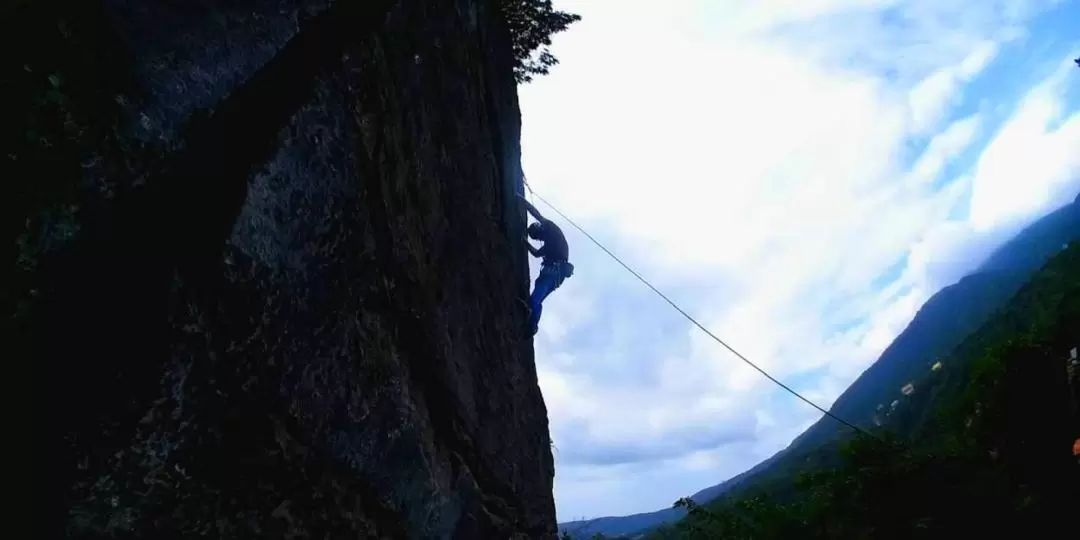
10, 0, 554, 538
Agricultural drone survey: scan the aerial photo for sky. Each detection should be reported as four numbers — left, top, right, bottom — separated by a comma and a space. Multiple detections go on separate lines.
516, 0, 1080, 522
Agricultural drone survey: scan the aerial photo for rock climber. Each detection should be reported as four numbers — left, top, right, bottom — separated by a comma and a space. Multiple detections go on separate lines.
520, 195, 574, 336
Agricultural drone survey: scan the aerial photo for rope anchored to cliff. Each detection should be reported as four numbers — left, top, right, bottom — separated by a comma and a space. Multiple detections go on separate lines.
520, 178, 879, 441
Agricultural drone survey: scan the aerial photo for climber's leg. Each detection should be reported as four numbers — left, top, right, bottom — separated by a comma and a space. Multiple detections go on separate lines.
528, 266, 558, 335
527, 298, 542, 336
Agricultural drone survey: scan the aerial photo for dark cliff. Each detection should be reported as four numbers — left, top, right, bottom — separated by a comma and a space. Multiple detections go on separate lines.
9, 0, 554, 538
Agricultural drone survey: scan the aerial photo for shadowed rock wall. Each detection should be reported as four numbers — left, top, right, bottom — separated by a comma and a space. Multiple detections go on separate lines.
8, 1, 555, 538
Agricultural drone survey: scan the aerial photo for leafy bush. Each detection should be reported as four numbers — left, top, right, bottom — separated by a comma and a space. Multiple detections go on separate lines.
500, 0, 581, 83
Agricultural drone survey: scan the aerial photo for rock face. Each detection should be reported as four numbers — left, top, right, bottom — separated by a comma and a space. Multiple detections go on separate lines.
13, 1, 554, 538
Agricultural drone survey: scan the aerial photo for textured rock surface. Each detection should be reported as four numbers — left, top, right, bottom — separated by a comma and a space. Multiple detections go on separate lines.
11, 0, 554, 538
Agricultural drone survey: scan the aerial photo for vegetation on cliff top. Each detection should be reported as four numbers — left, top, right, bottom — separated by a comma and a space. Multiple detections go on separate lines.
501, 0, 581, 83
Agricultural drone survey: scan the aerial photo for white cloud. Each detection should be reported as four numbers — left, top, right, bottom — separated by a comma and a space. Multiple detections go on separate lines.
909, 41, 999, 133
969, 56, 1080, 231
909, 115, 983, 184
521, 0, 1077, 521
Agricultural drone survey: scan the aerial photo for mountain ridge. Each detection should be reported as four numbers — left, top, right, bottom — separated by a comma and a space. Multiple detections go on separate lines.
560, 194, 1079, 539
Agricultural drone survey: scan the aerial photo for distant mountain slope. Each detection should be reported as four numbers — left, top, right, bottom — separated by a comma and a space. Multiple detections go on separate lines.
559, 195, 1079, 539
729, 196, 1077, 461
647, 239, 1080, 539
558, 455, 781, 539
979, 198, 1080, 275
806, 198, 1079, 449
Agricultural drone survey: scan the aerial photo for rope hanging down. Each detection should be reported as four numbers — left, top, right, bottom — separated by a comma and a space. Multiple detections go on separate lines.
522, 178, 877, 440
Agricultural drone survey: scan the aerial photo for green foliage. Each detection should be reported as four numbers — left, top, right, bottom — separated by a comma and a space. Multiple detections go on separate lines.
499, 0, 581, 83
647, 244, 1080, 539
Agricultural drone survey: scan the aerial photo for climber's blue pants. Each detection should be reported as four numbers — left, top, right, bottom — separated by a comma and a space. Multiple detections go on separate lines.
529, 262, 573, 335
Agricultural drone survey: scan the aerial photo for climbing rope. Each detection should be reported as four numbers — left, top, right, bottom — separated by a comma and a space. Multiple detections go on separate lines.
521, 177, 880, 441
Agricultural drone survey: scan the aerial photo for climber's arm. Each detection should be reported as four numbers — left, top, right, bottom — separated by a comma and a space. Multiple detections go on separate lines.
519, 194, 544, 221
527, 242, 541, 258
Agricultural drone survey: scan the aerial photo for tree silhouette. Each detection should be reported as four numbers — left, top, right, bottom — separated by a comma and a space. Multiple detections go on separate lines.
500, 0, 581, 83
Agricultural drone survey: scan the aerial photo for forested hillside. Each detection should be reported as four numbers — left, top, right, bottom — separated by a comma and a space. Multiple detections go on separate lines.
642, 242, 1080, 539
562, 199, 1079, 540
